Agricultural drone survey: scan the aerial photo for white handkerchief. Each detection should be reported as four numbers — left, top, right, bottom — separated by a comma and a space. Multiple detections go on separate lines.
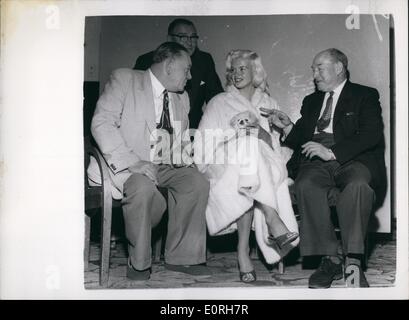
200, 81, 205, 85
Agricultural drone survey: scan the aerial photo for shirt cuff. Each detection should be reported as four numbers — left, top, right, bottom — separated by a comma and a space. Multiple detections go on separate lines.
280, 123, 294, 142
328, 148, 336, 160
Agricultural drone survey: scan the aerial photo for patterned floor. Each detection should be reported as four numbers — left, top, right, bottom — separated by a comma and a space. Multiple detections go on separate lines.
84, 234, 396, 289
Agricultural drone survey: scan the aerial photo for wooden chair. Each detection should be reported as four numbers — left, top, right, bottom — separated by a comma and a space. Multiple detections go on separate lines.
84, 137, 114, 286
84, 137, 166, 286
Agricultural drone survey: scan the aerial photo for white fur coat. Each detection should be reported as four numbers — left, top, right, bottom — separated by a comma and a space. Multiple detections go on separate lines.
194, 86, 298, 264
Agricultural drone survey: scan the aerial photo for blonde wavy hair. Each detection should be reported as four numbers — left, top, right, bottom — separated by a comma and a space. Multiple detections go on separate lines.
225, 49, 269, 93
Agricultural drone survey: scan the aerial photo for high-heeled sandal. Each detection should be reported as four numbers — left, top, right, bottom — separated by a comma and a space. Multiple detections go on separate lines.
239, 269, 257, 283
268, 232, 299, 250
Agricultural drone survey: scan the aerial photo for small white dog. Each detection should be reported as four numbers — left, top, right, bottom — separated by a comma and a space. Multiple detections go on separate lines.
230, 111, 272, 148
229, 111, 259, 130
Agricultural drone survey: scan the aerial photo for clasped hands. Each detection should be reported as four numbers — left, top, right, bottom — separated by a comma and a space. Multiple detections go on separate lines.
260, 108, 335, 161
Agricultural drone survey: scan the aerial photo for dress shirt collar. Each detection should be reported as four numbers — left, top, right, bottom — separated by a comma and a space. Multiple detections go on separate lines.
148, 69, 166, 98
330, 79, 347, 97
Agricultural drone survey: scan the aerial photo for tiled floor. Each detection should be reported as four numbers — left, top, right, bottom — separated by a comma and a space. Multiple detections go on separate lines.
84, 233, 396, 289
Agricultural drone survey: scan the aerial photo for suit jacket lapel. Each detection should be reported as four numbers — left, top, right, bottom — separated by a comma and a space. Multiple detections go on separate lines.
138, 71, 156, 134
333, 81, 352, 127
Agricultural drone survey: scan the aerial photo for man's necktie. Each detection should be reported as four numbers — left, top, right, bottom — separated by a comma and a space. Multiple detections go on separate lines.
316, 91, 334, 132
155, 90, 173, 164
157, 90, 173, 134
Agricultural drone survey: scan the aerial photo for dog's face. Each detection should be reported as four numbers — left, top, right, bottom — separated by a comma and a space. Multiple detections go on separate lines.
230, 111, 259, 130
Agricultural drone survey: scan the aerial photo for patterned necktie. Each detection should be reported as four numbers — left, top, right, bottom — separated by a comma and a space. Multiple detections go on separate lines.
316, 91, 334, 132
155, 90, 173, 164
157, 90, 173, 134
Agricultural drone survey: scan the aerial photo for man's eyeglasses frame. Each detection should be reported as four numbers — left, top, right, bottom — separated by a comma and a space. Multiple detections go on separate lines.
170, 34, 199, 42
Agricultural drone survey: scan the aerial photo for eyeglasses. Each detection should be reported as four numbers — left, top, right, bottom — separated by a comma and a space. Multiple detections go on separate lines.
170, 34, 199, 42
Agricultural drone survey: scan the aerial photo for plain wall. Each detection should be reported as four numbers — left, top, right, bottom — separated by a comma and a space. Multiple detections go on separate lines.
92, 14, 391, 232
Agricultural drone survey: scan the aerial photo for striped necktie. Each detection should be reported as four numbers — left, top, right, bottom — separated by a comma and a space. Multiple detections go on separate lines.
316, 91, 334, 132
157, 89, 173, 134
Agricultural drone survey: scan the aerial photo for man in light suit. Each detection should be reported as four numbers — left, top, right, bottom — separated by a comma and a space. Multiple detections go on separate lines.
89, 42, 210, 280
134, 18, 223, 129
262, 48, 386, 288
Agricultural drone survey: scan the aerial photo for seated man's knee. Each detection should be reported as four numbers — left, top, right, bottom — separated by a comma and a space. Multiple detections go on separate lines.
188, 171, 210, 195
343, 178, 373, 194
123, 173, 157, 197
294, 174, 321, 194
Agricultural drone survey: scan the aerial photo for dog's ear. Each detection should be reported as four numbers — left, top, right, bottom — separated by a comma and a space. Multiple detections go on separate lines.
229, 114, 239, 127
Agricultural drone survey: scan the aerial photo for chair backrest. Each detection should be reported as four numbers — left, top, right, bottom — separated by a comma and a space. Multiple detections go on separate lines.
84, 135, 114, 287
84, 136, 96, 190
84, 136, 113, 212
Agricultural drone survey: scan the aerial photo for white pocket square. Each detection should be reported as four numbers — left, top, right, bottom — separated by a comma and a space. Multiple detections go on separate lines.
200, 81, 205, 86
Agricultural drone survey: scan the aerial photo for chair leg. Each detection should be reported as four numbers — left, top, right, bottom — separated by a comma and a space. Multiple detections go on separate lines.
363, 232, 370, 270
253, 244, 285, 273
100, 192, 112, 287
278, 260, 285, 274
84, 214, 91, 270
250, 245, 258, 260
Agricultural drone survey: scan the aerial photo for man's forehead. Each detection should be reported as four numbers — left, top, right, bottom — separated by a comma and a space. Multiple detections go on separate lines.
172, 24, 197, 34
173, 52, 191, 65
312, 53, 333, 66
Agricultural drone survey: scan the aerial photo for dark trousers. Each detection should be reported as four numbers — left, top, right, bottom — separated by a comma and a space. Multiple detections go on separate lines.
295, 159, 375, 257
122, 165, 209, 270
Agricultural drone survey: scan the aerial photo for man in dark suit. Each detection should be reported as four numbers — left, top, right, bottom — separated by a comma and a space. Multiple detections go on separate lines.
261, 48, 386, 288
134, 18, 223, 129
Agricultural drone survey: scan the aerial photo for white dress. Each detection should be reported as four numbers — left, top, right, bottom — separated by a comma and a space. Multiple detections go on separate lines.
194, 86, 298, 264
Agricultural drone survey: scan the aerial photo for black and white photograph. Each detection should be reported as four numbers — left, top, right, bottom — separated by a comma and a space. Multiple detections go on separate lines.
0, 0, 407, 301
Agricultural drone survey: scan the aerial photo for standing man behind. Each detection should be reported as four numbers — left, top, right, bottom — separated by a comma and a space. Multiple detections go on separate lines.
89, 42, 210, 281
261, 48, 386, 288
134, 18, 223, 129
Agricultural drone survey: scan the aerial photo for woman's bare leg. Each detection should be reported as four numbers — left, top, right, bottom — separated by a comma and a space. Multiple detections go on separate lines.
237, 209, 254, 272
256, 202, 289, 238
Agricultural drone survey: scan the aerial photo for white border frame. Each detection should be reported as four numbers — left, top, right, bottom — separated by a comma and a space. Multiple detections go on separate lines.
0, 0, 407, 300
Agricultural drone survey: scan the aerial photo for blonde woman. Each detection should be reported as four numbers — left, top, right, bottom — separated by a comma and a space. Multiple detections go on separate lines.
194, 50, 299, 283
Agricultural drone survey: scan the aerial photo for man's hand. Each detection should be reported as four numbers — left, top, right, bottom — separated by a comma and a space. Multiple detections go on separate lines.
129, 160, 159, 184
301, 142, 336, 161
260, 108, 292, 129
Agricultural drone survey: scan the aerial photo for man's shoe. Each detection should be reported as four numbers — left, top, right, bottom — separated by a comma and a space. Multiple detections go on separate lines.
308, 257, 343, 289
126, 259, 151, 281
344, 264, 369, 288
164, 263, 213, 276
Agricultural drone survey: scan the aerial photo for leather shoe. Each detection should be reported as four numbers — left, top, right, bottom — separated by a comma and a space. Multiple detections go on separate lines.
344, 264, 369, 288
126, 259, 151, 281
308, 257, 343, 289
164, 263, 213, 276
